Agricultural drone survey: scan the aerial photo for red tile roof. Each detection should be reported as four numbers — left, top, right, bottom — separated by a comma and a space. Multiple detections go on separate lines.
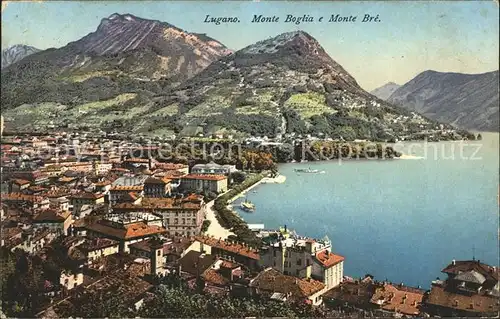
442, 260, 499, 282
44, 191, 71, 198
85, 220, 166, 240
250, 268, 325, 299
370, 283, 424, 315
110, 185, 144, 191
2, 193, 45, 203
426, 284, 499, 314
124, 158, 150, 163
155, 163, 188, 170
157, 170, 187, 178
182, 174, 227, 181
58, 177, 77, 183
195, 236, 259, 260
323, 279, 376, 306
70, 192, 105, 200
315, 250, 345, 268
144, 177, 171, 185
78, 238, 119, 252
94, 180, 112, 187
202, 268, 230, 286
114, 196, 202, 211
11, 179, 31, 186
33, 209, 71, 223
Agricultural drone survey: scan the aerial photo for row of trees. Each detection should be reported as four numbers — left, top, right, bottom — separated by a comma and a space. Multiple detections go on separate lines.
213, 173, 267, 247
257, 141, 401, 163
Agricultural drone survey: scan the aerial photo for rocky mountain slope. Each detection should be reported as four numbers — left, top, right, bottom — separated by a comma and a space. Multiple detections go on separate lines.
140, 31, 446, 139
370, 82, 400, 100
1, 44, 41, 69
3, 28, 455, 140
388, 70, 499, 132
1, 13, 231, 110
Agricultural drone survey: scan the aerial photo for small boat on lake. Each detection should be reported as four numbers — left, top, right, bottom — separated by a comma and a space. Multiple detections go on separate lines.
240, 198, 255, 212
294, 167, 325, 174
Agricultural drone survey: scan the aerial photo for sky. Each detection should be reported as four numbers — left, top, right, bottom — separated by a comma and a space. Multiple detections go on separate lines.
1, 1, 499, 91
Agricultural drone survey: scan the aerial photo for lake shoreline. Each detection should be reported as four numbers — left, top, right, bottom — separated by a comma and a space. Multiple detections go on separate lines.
237, 135, 499, 287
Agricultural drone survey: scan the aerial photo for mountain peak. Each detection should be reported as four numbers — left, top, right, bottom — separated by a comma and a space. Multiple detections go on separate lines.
98, 13, 158, 31
370, 82, 401, 100
2, 44, 40, 69
240, 31, 319, 55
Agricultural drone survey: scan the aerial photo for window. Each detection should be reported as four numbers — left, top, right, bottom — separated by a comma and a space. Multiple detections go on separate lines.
157, 250, 161, 256
273, 261, 276, 267
296, 270, 300, 276
297, 259, 302, 266
273, 250, 277, 257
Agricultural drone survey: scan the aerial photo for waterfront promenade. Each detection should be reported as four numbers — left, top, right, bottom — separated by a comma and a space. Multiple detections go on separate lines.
204, 199, 235, 239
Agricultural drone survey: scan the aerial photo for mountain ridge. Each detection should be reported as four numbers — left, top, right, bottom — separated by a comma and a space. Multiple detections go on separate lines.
370, 82, 401, 100
1, 13, 231, 110
388, 69, 499, 132
2, 22, 460, 140
140, 30, 449, 139
1, 44, 41, 69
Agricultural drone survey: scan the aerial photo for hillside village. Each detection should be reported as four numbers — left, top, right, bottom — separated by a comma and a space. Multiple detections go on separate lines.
1, 128, 498, 318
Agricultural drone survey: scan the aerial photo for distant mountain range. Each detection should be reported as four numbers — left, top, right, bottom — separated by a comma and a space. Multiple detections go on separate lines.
1, 44, 40, 69
387, 70, 499, 132
1, 14, 457, 139
370, 82, 400, 100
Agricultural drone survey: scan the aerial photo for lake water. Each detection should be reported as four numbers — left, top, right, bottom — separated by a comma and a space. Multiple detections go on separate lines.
237, 133, 499, 288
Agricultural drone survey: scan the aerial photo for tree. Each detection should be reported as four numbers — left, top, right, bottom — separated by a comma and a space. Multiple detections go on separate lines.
275, 143, 295, 163
230, 171, 246, 184
71, 290, 135, 318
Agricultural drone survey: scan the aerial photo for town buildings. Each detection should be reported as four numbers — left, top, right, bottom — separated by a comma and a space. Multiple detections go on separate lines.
259, 228, 344, 290
143, 176, 172, 197
2, 130, 493, 319
181, 174, 228, 193
249, 267, 327, 305
113, 195, 207, 236
83, 215, 167, 253
32, 209, 73, 235
191, 162, 237, 175
424, 259, 499, 316
190, 235, 261, 271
